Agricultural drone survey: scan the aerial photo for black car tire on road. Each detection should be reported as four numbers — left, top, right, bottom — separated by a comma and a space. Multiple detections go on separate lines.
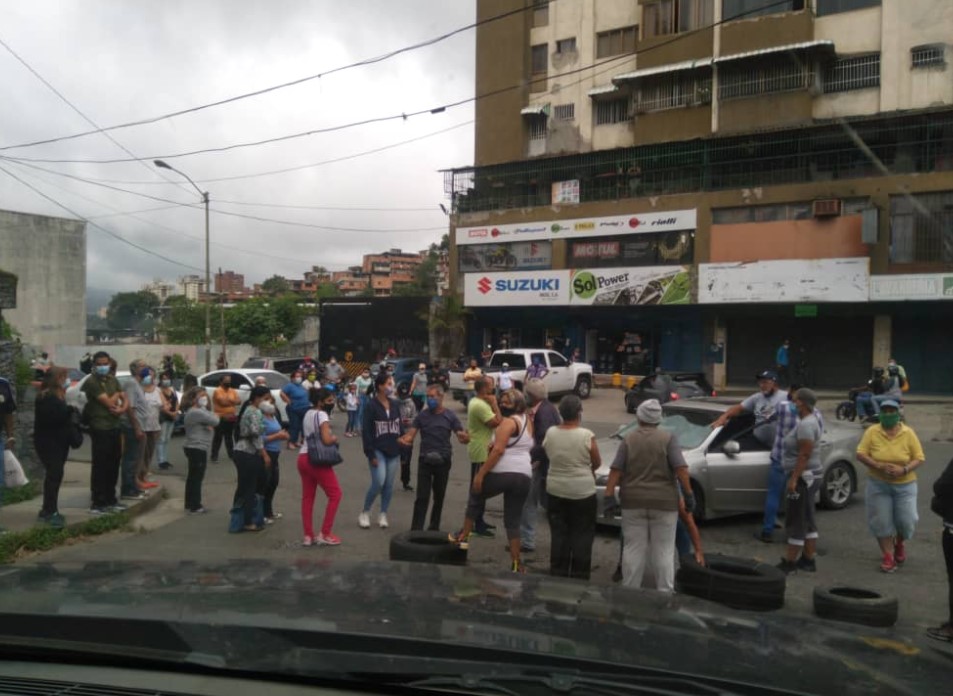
389, 531, 468, 566
820, 461, 856, 510
575, 377, 592, 399
813, 586, 898, 628
676, 554, 786, 611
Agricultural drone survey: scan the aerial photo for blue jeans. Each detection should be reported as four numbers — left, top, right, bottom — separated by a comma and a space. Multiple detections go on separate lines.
345, 410, 358, 433
519, 467, 547, 550
762, 459, 787, 534
872, 394, 898, 416
866, 478, 919, 540
363, 450, 400, 514
856, 392, 875, 419
121, 425, 141, 496
155, 420, 174, 465
675, 519, 693, 556
356, 395, 368, 433
288, 407, 307, 444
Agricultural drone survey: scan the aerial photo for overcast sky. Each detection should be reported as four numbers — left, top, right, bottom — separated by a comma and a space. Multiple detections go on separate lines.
0, 0, 475, 292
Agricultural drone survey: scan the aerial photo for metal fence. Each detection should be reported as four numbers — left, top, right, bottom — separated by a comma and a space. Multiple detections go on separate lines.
823, 54, 880, 93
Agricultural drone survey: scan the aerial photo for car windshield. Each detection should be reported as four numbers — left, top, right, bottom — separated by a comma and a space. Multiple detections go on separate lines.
489, 352, 527, 369
613, 407, 717, 450
250, 372, 289, 389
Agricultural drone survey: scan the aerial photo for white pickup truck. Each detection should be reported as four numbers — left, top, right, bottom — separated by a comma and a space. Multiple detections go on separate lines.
448, 349, 593, 402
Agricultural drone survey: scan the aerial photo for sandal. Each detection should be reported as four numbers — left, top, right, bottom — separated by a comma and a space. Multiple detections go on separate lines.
926, 623, 953, 643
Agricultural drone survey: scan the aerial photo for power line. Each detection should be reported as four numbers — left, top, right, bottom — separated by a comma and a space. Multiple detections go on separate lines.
0, 0, 793, 166
0, 3, 535, 152
1, 157, 448, 233
0, 162, 203, 271
66, 119, 475, 186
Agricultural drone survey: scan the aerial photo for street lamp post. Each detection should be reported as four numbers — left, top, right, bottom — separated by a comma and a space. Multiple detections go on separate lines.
154, 160, 211, 373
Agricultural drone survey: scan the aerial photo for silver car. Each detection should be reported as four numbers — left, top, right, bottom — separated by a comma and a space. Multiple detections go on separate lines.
595, 399, 862, 525
197, 369, 290, 423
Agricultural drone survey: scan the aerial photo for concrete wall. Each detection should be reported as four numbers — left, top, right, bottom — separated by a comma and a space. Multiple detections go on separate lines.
880, 0, 953, 112
0, 209, 86, 347
50, 343, 257, 375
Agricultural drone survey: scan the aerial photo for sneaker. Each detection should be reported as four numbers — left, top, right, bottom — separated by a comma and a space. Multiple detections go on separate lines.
88, 507, 107, 516
483, 522, 497, 530
776, 559, 799, 575
880, 553, 898, 573
140, 481, 159, 489
796, 555, 817, 572
302, 536, 315, 547
378, 513, 389, 529
449, 530, 470, 550
894, 538, 906, 565
754, 530, 774, 544
358, 511, 371, 529
264, 517, 275, 525
270, 512, 283, 520
37, 510, 51, 521
318, 533, 342, 546
402, 484, 414, 492
109, 502, 128, 512
158, 462, 172, 471
47, 513, 66, 529
121, 492, 146, 501
188, 507, 208, 514
926, 623, 953, 643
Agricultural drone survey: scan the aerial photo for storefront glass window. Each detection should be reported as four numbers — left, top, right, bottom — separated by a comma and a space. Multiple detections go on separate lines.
568, 232, 693, 268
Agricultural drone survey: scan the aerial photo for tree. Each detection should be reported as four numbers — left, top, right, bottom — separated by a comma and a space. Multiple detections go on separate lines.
426, 294, 469, 359
107, 291, 160, 330
161, 296, 205, 343
226, 295, 304, 348
393, 251, 439, 297
359, 276, 375, 297
261, 275, 291, 295
315, 282, 341, 300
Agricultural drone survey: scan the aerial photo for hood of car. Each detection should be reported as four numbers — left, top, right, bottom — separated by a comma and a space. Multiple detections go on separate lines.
0, 560, 946, 694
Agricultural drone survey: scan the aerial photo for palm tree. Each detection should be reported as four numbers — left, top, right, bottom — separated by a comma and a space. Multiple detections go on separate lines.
420, 294, 469, 360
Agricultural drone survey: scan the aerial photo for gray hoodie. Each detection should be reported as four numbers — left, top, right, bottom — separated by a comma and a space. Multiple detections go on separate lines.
184, 406, 220, 451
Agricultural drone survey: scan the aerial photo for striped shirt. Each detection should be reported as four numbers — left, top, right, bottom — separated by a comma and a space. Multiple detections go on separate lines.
770, 400, 824, 465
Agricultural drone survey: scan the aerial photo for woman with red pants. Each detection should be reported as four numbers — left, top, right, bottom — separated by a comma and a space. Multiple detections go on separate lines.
298, 388, 343, 547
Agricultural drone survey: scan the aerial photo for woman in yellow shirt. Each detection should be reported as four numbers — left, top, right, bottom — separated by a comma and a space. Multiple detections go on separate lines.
855, 400, 925, 574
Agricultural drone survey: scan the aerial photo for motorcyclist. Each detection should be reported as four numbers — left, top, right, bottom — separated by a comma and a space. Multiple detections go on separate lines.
298, 356, 317, 377
870, 364, 904, 418
854, 367, 885, 421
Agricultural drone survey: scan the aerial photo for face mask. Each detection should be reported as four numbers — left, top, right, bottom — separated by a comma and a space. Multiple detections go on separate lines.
62, 378, 72, 390
95, 365, 110, 376
198, 397, 209, 408
385, 386, 395, 397
161, 380, 171, 388
293, 377, 303, 384
879, 412, 901, 429
322, 402, 334, 414
426, 397, 440, 410
788, 402, 798, 414
419, 369, 425, 374
222, 383, 231, 390
500, 405, 516, 417
142, 376, 153, 386
260, 403, 276, 415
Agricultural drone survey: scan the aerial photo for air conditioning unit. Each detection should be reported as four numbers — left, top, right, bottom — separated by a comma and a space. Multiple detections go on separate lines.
813, 199, 842, 217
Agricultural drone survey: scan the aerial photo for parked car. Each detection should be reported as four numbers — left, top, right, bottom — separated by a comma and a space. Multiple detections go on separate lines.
67, 371, 186, 433
624, 371, 716, 413
595, 399, 862, 526
197, 369, 290, 423
241, 356, 308, 376
448, 349, 593, 402
371, 357, 428, 394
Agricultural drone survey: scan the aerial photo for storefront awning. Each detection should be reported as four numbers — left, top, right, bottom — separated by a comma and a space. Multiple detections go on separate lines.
520, 104, 549, 116
612, 58, 713, 84
714, 40, 835, 64
587, 83, 620, 97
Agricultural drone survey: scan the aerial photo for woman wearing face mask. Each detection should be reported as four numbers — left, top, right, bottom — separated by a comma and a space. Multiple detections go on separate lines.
359, 372, 404, 529
155, 372, 179, 471
232, 385, 272, 532
137, 367, 167, 490
182, 387, 219, 513
260, 396, 290, 522
409, 363, 428, 413
354, 368, 372, 435
856, 400, 926, 573
299, 388, 343, 546
280, 370, 311, 450
450, 388, 535, 573
211, 375, 241, 462
34, 367, 77, 528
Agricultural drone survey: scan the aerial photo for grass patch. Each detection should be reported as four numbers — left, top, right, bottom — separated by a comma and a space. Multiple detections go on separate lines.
1, 480, 39, 505
0, 511, 131, 564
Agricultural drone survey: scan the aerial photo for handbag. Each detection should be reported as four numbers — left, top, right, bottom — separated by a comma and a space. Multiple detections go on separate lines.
68, 406, 84, 449
306, 411, 343, 467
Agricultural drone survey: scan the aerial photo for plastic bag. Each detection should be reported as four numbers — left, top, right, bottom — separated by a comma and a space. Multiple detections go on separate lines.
4, 450, 29, 488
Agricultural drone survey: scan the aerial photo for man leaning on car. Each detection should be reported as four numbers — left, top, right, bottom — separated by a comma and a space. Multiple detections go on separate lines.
710, 370, 785, 448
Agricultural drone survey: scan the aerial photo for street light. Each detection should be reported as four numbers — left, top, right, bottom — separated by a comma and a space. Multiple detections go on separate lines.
154, 159, 211, 373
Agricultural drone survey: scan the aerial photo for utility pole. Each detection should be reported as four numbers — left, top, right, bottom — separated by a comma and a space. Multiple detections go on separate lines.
219, 266, 226, 365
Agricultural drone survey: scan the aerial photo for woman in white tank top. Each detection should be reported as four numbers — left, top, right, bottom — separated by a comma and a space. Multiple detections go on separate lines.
450, 388, 534, 573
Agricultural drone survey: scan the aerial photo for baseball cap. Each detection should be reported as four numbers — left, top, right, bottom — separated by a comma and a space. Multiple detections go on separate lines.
756, 369, 779, 382
502, 362, 509, 368
879, 399, 901, 409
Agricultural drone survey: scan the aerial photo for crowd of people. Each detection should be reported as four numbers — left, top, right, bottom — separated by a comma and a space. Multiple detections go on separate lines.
2, 349, 952, 645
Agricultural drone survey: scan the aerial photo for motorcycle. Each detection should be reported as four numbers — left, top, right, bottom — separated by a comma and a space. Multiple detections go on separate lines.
835, 389, 861, 422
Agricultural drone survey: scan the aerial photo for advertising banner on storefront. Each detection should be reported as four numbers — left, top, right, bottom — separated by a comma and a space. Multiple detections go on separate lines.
698, 258, 870, 303
568, 266, 691, 306
456, 209, 697, 246
464, 269, 569, 307
869, 273, 953, 301
458, 241, 552, 272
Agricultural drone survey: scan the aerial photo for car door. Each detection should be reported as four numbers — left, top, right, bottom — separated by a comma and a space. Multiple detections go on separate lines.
703, 416, 772, 513
546, 351, 572, 393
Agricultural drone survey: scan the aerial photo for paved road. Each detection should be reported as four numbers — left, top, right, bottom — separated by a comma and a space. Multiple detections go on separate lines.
34, 388, 953, 635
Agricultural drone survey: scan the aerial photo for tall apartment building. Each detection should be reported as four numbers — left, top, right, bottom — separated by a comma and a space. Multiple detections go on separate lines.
361, 248, 425, 296
142, 278, 179, 303
447, 0, 953, 390
178, 275, 207, 302
214, 270, 246, 294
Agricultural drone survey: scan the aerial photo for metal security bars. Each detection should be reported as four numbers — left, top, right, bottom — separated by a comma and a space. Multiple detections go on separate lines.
719, 57, 815, 100
553, 103, 576, 121
890, 191, 953, 264
912, 45, 945, 68
595, 98, 630, 125
445, 110, 953, 214
635, 75, 712, 112
823, 54, 880, 93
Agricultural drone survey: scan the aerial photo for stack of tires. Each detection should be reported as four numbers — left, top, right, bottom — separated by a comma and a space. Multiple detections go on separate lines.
676, 554, 786, 612
389, 531, 467, 566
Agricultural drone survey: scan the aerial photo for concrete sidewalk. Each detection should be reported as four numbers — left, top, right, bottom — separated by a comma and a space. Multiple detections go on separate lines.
2, 461, 164, 534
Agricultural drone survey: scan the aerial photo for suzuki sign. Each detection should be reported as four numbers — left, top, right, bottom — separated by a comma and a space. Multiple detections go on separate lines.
456, 209, 697, 246
464, 270, 570, 307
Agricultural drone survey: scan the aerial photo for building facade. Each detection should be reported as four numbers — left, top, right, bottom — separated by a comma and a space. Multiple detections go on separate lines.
447, 0, 953, 391
0, 209, 86, 346
178, 275, 207, 302
142, 278, 179, 303
214, 270, 246, 294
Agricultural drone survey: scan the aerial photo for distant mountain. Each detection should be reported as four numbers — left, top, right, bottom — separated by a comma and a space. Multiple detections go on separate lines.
86, 287, 115, 314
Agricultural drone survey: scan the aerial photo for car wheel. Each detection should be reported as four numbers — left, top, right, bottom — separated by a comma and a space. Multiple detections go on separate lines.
834, 401, 855, 422
690, 480, 706, 523
676, 554, 786, 612
820, 462, 855, 510
388, 531, 468, 566
574, 377, 591, 399
813, 586, 898, 628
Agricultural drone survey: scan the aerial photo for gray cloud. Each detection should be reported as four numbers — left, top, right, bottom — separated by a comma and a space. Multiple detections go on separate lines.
0, 0, 475, 290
